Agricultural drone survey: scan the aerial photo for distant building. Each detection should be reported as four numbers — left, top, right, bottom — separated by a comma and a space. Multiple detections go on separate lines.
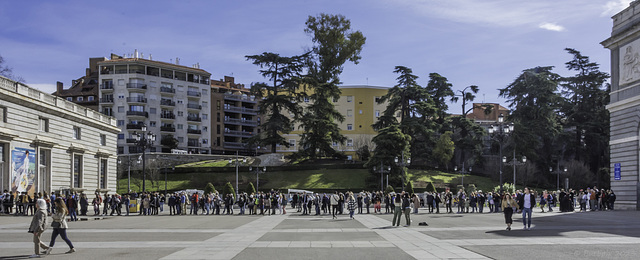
52, 57, 105, 111
0, 75, 119, 196
97, 51, 212, 155
601, 1, 640, 210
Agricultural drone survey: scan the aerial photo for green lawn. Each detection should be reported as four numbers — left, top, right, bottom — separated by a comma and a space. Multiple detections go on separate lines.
115, 166, 520, 194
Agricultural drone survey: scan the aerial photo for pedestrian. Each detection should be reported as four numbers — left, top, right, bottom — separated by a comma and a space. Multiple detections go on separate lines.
519, 187, 536, 230
392, 193, 402, 227
45, 197, 75, 255
412, 194, 420, 214
402, 192, 411, 226
501, 192, 516, 231
330, 191, 339, 219
28, 199, 50, 258
347, 193, 357, 219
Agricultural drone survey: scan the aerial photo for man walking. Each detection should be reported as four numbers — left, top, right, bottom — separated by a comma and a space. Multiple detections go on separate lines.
519, 187, 536, 230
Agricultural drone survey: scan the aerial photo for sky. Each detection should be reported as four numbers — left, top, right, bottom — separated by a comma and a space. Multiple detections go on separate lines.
0, 0, 632, 114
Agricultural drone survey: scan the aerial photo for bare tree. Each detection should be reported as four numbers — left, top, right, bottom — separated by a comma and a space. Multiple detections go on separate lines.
0, 55, 25, 82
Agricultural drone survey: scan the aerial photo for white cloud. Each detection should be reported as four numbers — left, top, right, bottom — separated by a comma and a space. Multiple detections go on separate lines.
602, 0, 633, 16
539, 23, 566, 32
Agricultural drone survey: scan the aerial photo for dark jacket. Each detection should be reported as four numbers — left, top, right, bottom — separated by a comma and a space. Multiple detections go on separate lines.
518, 194, 536, 209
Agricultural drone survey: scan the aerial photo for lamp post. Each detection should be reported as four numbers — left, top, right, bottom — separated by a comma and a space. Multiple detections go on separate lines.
455, 164, 472, 188
488, 113, 513, 193
229, 151, 246, 196
134, 125, 155, 193
117, 156, 133, 194
395, 155, 411, 191
373, 163, 391, 191
550, 165, 568, 191
504, 154, 526, 193
250, 166, 266, 192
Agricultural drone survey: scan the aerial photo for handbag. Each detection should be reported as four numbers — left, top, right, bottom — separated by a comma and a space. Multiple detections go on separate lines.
51, 221, 61, 228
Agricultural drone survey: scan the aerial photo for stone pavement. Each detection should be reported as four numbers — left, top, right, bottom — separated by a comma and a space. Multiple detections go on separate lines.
1, 208, 640, 259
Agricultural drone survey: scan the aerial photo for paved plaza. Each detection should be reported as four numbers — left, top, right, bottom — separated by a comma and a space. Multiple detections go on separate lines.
1, 208, 640, 259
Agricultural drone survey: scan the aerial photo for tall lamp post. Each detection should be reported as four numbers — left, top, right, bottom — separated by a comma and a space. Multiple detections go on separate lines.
455, 165, 472, 188
229, 151, 246, 195
550, 165, 568, 191
504, 154, 526, 193
373, 163, 391, 191
117, 155, 134, 194
395, 155, 411, 191
134, 125, 156, 193
488, 113, 513, 193
250, 166, 266, 192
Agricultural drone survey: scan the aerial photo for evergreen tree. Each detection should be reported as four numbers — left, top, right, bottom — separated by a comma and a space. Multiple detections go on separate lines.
432, 131, 455, 169
297, 14, 366, 159
365, 124, 410, 189
222, 182, 236, 201
405, 180, 414, 195
204, 183, 216, 195
385, 185, 395, 194
246, 182, 256, 195
425, 73, 455, 126
426, 182, 436, 193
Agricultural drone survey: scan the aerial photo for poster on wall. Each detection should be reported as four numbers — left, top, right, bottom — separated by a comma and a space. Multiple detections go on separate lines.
10, 147, 36, 196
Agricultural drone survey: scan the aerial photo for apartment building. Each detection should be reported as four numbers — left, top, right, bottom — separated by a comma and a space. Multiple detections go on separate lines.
210, 76, 261, 155
52, 58, 104, 111
0, 76, 119, 196
97, 52, 212, 155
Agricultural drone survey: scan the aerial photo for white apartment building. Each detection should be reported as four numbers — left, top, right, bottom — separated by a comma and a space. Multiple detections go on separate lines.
0, 76, 119, 196
97, 52, 212, 154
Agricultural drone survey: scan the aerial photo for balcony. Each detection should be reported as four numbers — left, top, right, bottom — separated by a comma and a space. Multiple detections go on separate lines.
126, 138, 137, 144
224, 94, 256, 103
126, 111, 148, 118
100, 83, 114, 90
187, 103, 201, 110
224, 142, 246, 149
224, 129, 254, 137
126, 97, 147, 103
100, 97, 114, 103
160, 113, 175, 119
187, 91, 201, 97
126, 123, 144, 130
223, 117, 257, 126
160, 99, 176, 106
187, 129, 202, 135
160, 87, 175, 94
187, 142, 201, 147
187, 116, 201, 122
160, 126, 176, 132
126, 83, 147, 90
223, 105, 257, 115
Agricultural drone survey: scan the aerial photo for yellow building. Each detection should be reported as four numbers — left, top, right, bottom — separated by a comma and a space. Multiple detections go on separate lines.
278, 85, 393, 159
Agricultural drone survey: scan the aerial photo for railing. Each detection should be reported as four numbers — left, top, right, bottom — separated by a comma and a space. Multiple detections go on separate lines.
126, 123, 144, 130
100, 97, 114, 103
100, 83, 113, 90
224, 129, 254, 137
160, 126, 176, 132
126, 138, 137, 144
186, 104, 201, 109
126, 97, 147, 103
223, 94, 256, 102
126, 111, 148, 117
126, 83, 147, 89
160, 100, 176, 106
187, 142, 201, 147
187, 129, 202, 134
223, 117, 257, 126
187, 116, 201, 122
224, 142, 246, 149
223, 105, 257, 114
187, 91, 201, 97
160, 87, 175, 94
160, 113, 175, 119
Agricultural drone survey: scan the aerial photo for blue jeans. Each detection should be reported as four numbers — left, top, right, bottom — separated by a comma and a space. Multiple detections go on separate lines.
69, 208, 77, 221
522, 207, 532, 228
49, 228, 74, 249
349, 210, 355, 218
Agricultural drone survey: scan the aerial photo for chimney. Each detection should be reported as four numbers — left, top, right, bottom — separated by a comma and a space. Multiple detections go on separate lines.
134, 49, 139, 58
56, 81, 64, 94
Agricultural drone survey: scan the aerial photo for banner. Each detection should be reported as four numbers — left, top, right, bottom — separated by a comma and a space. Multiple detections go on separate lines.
11, 147, 36, 195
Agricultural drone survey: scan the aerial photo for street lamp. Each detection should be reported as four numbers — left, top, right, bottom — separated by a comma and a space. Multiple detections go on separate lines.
395, 155, 411, 191
250, 166, 267, 192
373, 163, 391, 191
455, 165, 472, 188
229, 151, 246, 195
488, 113, 513, 193
134, 125, 155, 193
504, 154, 526, 193
550, 166, 568, 191
117, 156, 134, 194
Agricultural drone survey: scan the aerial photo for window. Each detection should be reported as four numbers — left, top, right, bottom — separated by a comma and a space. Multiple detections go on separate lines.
73, 154, 83, 188
118, 95, 124, 99
118, 106, 124, 113
73, 126, 81, 140
217, 100, 221, 110
202, 139, 208, 144
217, 113, 220, 122
347, 124, 353, 130
129, 105, 144, 112
178, 137, 184, 143
375, 110, 380, 117
177, 124, 183, 130
304, 97, 310, 103
289, 139, 296, 147
0, 106, 6, 122
177, 100, 183, 104
202, 89, 208, 95
347, 96, 353, 102
117, 120, 124, 126
202, 126, 208, 132
66, 97, 73, 101
216, 125, 220, 134
347, 110, 353, 117
178, 111, 184, 117
39, 149, 50, 192
117, 146, 124, 154
333, 97, 338, 103
39, 117, 49, 132
100, 134, 106, 146
118, 134, 124, 139
118, 79, 125, 86
149, 108, 156, 114
202, 114, 208, 120
88, 96, 94, 101
99, 159, 107, 189
149, 121, 156, 127
359, 110, 363, 114
347, 139, 353, 147
202, 101, 208, 108
77, 96, 84, 102
375, 96, 381, 103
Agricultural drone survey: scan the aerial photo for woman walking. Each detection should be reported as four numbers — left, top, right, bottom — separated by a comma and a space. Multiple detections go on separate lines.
501, 193, 516, 231
45, 197, 75, 255
28, 199, 49, 258
391, 194, 403, 227
347, 193, 357, 219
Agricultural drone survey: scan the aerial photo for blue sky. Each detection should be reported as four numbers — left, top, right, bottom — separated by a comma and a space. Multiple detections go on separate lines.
0, 0, 631, 114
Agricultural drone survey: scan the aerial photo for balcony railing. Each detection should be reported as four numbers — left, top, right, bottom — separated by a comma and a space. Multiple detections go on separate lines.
223, 105, 257, 114
126, 138, 137, 144
126, 111, 148, 117
224, 129, 254, 137
126, 123, 144, 130
160, 126, 176, 132
187, 142, 201, 147
126, 83, 147, 89
126, 97, 147, 103
223, 117, 257, 126
224, 142, 246, 149
187, 129, 202, 134
187, 116, 202, 122
187, 91, 201, 97
187, 104, 201, 110
100, 83, 114, 90
160, 100, 176, 106
160, 113, 175, 119
160, 87, 176, 94
224, 94, 256, 103
100, 97, 114, 103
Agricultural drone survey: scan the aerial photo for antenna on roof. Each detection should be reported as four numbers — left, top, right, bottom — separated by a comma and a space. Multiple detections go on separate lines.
149, 54, 152, 60
176, 57, 180, 65
140, 52, 144, 59
134, 49, 139, 58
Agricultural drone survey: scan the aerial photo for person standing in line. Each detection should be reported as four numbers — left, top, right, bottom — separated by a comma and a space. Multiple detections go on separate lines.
44, 197, 75, 255
28, 199, 50, 258
519, 188, 536, 230
330, 191, 339, 219
347, 193, 357, 219
364, 192, 371, 214
402, 192, 411, 227
391, 194, 403, 227
501, 192, 517, 231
